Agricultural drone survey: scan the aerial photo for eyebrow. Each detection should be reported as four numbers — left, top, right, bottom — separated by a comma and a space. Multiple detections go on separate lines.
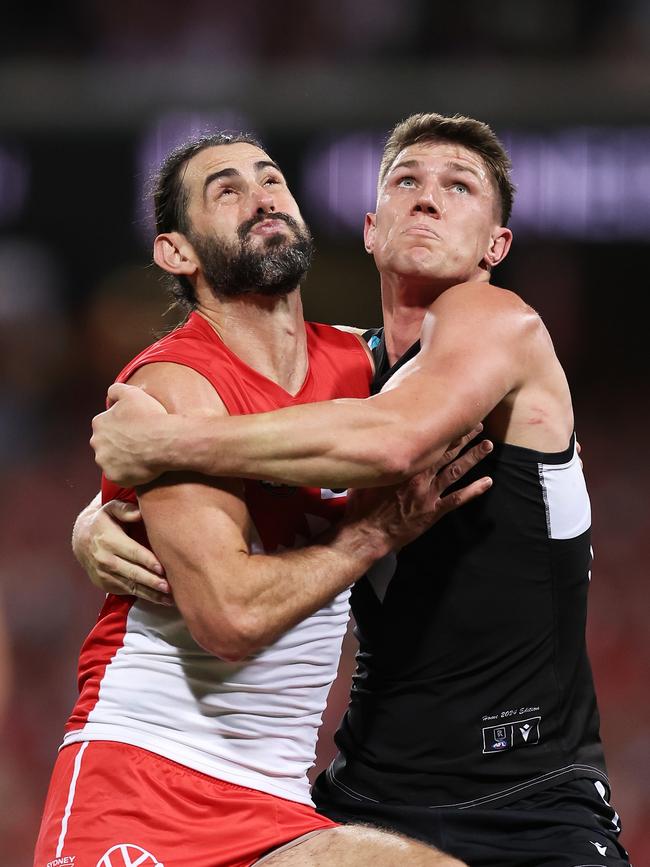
389, 158, 421, 176
389, 158, 482, 180
445, 160, 482, 179
202, 160, 283, 199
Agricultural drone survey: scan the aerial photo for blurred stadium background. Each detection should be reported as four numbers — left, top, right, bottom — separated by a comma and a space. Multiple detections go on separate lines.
1, 1, 648, 861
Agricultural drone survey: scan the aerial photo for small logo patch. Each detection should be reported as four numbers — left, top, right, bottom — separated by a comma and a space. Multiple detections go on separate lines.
484, 724, 512, 752
482, 716, 541, 754
590, 841, 607, 856
519, 723, 533, 742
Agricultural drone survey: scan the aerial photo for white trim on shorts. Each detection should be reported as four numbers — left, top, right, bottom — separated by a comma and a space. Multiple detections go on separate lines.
56, 741, 89, 858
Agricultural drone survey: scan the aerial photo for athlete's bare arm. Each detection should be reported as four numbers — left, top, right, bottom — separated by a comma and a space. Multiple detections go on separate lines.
74, 447, 492, 611
101, 361, 490, 654
91, 282, 571, 490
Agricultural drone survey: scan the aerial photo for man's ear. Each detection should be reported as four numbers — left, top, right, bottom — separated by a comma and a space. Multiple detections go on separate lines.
363, 212, 377, 254
483, 226, 513, 269
153, 232, 198, 277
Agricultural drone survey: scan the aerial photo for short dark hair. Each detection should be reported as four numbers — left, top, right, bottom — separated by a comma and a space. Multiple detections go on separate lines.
152, 131, 265, 311
378, 112, 515, 225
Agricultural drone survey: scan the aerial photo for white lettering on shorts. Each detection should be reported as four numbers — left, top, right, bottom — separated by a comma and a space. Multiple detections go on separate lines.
96, 844, 164, 867
47, 858, 76, 867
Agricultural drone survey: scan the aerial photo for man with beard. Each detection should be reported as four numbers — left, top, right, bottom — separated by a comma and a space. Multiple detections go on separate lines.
83, 114, 630, 866
34, 134, 483, 867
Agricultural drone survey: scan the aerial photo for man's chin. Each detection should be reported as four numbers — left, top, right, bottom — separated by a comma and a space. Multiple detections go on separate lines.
390, 248, 443, 279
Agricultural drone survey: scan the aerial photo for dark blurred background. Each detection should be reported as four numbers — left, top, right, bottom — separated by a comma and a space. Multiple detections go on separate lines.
1, 1, 648, 861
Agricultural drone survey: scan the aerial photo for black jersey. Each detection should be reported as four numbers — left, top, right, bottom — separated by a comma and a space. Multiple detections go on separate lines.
323, 329, 607, 809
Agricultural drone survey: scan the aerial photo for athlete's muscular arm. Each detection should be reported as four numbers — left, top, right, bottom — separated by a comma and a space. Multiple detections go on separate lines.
92, 283, 543, 490
124, 361, 491, 660
180, 283, 549, 487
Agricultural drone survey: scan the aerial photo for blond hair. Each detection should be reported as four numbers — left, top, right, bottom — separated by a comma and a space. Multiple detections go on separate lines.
378, 112, 515, 224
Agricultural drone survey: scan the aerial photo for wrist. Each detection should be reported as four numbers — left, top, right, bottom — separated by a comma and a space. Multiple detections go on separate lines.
157, 414, 195, 473
331, 518, 393, 572
172, 414, 217, 475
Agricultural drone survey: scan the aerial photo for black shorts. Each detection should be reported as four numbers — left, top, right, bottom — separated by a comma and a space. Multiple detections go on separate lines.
313, 773, 631, 867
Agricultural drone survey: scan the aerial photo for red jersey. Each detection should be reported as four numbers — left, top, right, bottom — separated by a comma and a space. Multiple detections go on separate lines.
65, 311, 373, 807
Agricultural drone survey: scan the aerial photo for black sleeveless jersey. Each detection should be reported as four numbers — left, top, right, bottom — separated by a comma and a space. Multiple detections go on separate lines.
324, 329, 608, 809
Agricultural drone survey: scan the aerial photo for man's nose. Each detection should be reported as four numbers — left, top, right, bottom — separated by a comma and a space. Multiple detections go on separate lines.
253, 186, 275, 214
413, 186, 441, 216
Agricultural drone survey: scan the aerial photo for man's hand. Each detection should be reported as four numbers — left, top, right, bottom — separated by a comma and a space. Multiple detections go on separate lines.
343, 430, 493, 556
91, 383, 169, 487
72, 496, 173, 606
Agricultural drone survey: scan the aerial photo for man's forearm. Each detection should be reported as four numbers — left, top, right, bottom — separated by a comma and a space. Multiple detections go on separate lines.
174, 397, 442, 489
224, 518, 390, 655
94, 355, 484, 491
144, 503, 393, 662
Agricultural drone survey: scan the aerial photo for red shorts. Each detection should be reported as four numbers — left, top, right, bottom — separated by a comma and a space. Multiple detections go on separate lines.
34, 741, 338, 867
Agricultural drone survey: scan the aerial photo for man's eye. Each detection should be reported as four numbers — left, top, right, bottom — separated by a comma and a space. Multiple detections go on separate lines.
451, 182, 469, 194
264, 176, 281, 186
398, 176, 416, 188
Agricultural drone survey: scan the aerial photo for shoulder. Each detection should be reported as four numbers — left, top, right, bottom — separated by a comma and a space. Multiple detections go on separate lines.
417, 282, 551, 375
126, 362, 227, 417
431, 280, 534, 312
116, 315, 207, 380
307, 321, 369, 342
307, 321, 375, 371
427, 281, 542, 338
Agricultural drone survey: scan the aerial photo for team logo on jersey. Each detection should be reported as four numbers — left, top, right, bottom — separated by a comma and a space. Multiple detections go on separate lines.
47, 857, 76, 867
590, 841, 607, 856
96, 844, 163, 867
482, 716, 541, 754
519, 722, 533, 742
486, 726, 510, 752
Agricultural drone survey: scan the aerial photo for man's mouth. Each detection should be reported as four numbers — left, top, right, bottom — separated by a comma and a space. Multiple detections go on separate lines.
249, 219, 290, 237
403, 224, 441, 240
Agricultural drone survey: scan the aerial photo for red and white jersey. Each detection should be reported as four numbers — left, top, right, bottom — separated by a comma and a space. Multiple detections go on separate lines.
64, 312, 372, 806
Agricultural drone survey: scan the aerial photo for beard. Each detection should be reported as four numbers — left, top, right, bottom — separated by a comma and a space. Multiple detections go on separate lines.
189, 213, 314, 299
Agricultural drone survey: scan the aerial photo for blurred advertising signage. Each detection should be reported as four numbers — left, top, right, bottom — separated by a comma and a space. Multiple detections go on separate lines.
301, 128, 650, 240
0, 145, 29, 225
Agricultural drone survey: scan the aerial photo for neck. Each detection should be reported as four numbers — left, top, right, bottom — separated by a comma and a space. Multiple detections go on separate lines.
195, 287, 308, 395
380, 272, 449, 366
380, 269, 490, 365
